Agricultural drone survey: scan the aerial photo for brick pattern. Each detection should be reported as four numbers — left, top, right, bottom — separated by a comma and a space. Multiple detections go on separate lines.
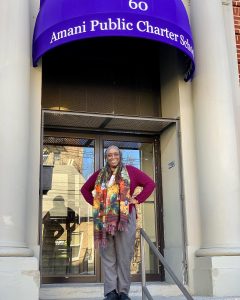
233, 1, 240, 81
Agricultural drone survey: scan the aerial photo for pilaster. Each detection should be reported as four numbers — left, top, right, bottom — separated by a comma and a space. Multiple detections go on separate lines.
0, 1, 39, 299
191, 0, 240, 296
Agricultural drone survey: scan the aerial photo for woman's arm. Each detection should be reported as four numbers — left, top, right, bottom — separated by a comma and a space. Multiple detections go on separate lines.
127, 165, 156, 204
80, 170, 100, 205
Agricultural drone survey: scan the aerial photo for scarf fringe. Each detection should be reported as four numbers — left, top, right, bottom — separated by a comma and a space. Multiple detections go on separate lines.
106, 224, 117, 236
94, 222, 129, 249
94, 238, 107, 249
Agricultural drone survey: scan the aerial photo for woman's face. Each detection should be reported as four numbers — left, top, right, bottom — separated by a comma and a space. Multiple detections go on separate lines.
106, 147, 120, 169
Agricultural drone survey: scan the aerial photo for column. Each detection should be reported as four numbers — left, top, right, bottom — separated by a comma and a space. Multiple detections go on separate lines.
191, 0, 240, 296
0, 0, 33, 257
0, 1, 39, 299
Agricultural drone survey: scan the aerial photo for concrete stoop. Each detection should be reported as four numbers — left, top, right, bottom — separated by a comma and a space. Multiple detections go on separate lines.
40, 282, 180, 300
39, 282, 240, 300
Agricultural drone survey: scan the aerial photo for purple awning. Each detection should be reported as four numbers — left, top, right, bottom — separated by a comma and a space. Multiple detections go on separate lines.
33, 0, 195, 80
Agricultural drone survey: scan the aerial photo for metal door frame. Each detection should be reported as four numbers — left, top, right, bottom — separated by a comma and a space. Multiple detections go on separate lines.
98, 134, 163, 282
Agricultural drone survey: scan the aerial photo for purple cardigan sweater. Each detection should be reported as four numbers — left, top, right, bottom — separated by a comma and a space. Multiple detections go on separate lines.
81, 165, 155, 213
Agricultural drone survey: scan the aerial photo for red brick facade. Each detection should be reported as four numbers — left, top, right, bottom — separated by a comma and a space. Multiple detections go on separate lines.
233, 0, 240, 81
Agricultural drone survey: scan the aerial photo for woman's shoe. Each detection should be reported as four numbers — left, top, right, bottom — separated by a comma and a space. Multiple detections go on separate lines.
118, 293, 131, 300
103, 290, 119, 300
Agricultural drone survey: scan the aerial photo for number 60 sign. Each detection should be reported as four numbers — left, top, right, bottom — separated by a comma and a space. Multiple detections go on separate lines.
129, 0, 149, 11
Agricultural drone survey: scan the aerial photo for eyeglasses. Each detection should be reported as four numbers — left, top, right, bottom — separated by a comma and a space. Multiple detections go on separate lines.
107, 152, 120, 158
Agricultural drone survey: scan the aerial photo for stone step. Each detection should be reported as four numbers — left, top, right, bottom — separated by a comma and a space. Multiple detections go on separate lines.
40, 282, 182, 300
40, 282, 240, 300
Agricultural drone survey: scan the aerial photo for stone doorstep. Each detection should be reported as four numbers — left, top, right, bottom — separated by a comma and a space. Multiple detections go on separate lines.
40, 282, 182, 299
40, 282, 240, 300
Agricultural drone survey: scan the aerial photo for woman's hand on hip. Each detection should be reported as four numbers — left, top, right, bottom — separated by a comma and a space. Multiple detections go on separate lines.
129, 197, 138, 204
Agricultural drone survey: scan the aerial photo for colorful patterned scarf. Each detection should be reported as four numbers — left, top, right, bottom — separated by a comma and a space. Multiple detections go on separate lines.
93, 165, 131, 248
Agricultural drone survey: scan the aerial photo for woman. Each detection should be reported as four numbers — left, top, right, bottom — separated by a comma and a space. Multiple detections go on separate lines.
81, 145, 155, 300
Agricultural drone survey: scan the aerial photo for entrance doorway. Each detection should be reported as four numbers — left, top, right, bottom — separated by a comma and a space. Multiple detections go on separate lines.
40, 132, 163, 283
40, 37, 186, 285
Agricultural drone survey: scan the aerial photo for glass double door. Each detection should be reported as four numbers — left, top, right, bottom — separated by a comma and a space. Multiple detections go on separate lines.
41, 133, 162, 283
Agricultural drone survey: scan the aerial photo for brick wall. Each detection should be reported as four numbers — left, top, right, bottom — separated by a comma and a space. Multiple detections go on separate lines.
233, 0, 240, 81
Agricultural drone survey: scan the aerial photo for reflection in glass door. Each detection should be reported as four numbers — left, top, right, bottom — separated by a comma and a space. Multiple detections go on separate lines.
41, 137, 97, 282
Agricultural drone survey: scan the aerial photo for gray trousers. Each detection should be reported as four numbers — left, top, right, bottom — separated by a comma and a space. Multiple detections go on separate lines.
100, 208, 136, 296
